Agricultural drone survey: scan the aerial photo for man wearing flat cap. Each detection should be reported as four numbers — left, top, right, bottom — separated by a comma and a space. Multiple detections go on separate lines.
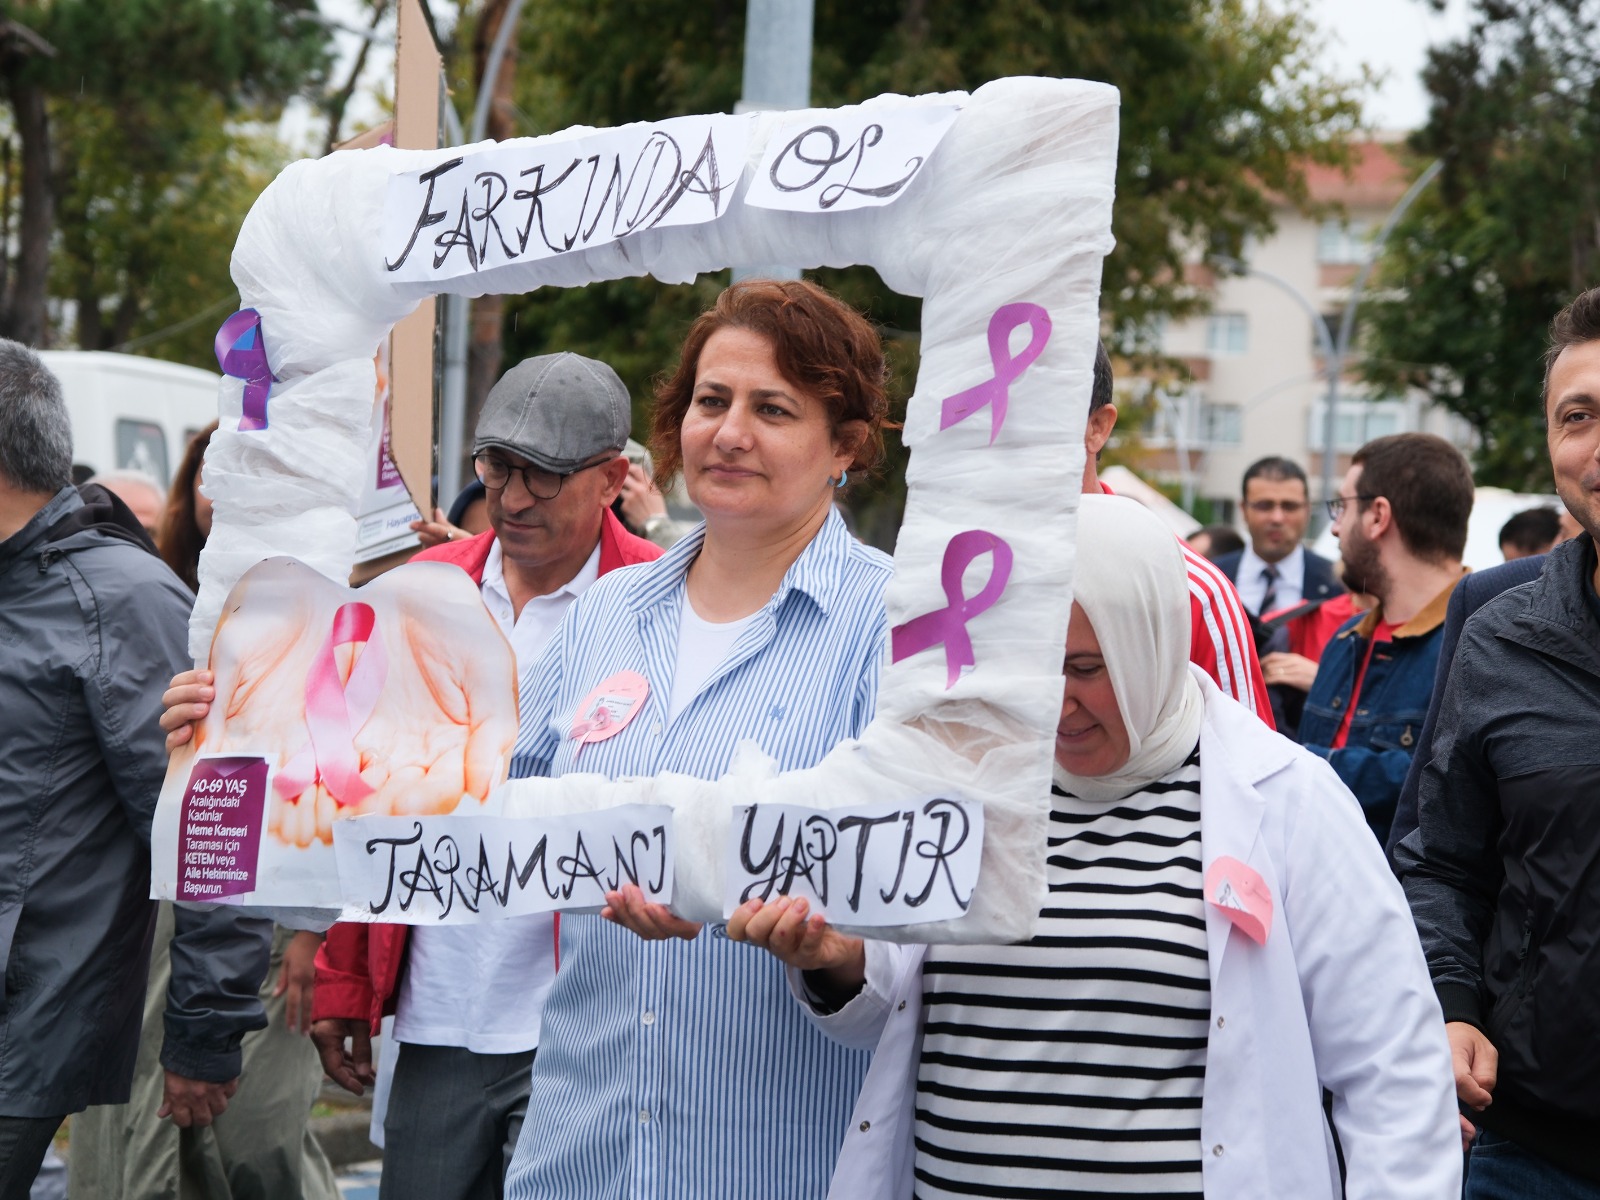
311, 353, 661, 1200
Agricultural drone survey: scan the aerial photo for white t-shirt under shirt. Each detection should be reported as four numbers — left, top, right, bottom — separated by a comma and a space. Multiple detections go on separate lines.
666, 591, 760, 722
393, 540, 600, 1054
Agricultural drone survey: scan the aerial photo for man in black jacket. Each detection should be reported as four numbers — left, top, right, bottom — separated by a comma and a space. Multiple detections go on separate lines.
1396, 288, 1600, 1194
0, 341, 270, 1196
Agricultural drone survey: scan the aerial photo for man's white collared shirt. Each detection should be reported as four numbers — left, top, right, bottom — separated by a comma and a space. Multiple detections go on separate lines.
1237, 542, 1306, 616
480, 537, 601, 667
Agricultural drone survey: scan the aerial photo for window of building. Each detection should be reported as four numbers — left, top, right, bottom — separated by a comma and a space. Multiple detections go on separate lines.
1306, 398, 1408, 451
1206, 312, 1248, 356
115, 419, 169, 485
1201, 402, 1243, 445
1317, 219, 1376, 265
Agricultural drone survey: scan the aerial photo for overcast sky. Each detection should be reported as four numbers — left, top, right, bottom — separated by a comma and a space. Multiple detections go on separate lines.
1305, 0, 1474, 132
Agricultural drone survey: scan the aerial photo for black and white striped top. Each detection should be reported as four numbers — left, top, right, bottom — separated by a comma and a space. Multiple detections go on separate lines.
914, 747, 1208, 1199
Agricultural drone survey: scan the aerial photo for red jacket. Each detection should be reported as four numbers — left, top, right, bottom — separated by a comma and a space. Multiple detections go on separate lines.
313, 508, 662, 1033
1099, 482, 1273, 726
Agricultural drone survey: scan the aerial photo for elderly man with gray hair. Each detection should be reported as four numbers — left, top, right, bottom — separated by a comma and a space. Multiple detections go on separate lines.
0, 339, 271, 1198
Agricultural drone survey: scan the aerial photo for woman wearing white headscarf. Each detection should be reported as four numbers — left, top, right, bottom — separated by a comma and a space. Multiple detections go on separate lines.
730, 494, 1461, 1200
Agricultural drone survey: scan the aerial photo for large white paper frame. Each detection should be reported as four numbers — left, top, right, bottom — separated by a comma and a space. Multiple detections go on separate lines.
196, 78, 1119, 942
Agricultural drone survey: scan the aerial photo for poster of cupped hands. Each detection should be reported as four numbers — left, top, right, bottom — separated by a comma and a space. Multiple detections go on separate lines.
150, 557, 520, 912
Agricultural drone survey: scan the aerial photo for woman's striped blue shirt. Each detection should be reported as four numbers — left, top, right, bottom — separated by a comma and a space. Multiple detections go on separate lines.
504, 507, 892, 1200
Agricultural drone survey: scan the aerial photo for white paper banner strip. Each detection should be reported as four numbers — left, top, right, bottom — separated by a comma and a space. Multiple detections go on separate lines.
724, 797, 983, 926
333, 805, 674, 924
381, 113, 752, 282
744, 104, 961, 213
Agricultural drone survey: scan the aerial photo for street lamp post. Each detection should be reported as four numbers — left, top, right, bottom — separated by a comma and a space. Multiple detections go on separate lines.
1316, 158, 1442, 523
731, 0, 814, 282
1217, 158, 1441, 533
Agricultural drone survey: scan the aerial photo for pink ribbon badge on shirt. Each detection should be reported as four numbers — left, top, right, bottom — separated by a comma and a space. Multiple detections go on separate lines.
569, 671, 650, 755
938, 302, 1052, 444
1204, 856, 1273, 945
891, 530, 1014, 689
274, 602, 387, 807
214, 309, 276, 432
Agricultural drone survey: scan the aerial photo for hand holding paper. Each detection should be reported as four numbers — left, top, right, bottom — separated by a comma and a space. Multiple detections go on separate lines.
602, 882, 702, 942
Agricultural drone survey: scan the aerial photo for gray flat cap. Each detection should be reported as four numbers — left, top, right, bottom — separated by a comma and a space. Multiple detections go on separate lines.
473, 352, 631, 473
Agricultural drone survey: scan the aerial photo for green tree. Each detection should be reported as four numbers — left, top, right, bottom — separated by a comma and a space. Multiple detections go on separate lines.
0, 0, 332, 359
1361, 1, 1600, 489
471, 0, 1360, 538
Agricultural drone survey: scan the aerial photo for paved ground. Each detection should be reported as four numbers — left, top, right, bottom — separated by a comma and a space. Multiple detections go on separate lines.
336, 1159, 383, 1199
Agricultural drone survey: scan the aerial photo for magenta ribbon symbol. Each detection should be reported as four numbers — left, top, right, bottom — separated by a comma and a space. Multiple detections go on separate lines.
939, 302, 1052, 444
214, 309, 276, 431
891, 530, 1014, 689
274, 602, 388, 808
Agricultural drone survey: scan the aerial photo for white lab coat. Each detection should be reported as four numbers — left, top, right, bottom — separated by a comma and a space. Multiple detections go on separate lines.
793, 672, 1461, 1200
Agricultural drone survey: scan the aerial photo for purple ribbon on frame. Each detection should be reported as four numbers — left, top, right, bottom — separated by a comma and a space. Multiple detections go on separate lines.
214, 309, 275, 431
939, 302, 1052, 444
891, 530, 1014, 689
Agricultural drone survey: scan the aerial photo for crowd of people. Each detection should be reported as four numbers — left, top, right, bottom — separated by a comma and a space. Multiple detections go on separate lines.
3, 276, 1599, 1200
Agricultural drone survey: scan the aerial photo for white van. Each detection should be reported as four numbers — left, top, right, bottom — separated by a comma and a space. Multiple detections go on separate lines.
42, 350, 220, 487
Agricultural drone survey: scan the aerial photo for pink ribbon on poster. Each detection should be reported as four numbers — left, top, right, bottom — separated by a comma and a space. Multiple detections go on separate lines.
891, 530, 1014, 689
274, 602, 388, 807
938, 302, 1052, 444
214, 309, 276, 432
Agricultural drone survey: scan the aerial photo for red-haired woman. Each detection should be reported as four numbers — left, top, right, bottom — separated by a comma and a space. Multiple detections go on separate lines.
498, 278, 897, 1200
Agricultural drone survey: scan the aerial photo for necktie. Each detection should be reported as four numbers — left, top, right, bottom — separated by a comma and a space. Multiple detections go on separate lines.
1260, 563, 1280, 617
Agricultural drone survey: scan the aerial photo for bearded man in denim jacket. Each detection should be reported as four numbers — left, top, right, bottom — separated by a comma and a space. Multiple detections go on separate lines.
1297, 432, 1472, 845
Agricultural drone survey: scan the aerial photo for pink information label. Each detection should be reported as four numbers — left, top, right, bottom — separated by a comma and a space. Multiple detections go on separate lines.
177, 756, 268, 901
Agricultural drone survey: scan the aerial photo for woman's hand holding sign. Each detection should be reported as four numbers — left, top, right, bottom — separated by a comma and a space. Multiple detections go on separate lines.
726, 895, 867, 1001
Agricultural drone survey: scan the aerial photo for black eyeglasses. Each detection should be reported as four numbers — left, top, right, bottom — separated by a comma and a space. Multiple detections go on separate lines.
1325, 494, 1375, 522
474, 452, 615, 500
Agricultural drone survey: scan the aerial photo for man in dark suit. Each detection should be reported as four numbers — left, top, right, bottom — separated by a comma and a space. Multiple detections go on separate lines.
1214, 456, 1343, 616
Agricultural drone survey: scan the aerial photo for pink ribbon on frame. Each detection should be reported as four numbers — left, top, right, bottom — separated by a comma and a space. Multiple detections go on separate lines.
214, 309, 276, 431
891, 530, 1014, 689
938, 302, 1052, 444
274, 602, 388, 807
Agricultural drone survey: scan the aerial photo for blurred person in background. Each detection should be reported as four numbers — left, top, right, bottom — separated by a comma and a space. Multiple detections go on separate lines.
157, 423, 215, 592
1185, 523, 1244, 562
0, 343, 269, 1199
87, 468, 166, 541
616, 438, 694, 548
1213, 456, 1343, 618
1498, 506, 1561, 561
72, 420, 338, 1200
409, 478, 492, 548
1297, 433, 1472, 845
